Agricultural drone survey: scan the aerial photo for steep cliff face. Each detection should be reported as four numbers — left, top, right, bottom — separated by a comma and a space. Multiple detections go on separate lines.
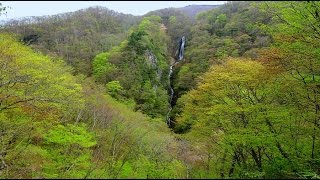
145, 49, 162, 83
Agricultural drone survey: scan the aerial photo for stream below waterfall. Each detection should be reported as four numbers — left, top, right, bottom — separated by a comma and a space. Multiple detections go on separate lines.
166, 36, 185, 127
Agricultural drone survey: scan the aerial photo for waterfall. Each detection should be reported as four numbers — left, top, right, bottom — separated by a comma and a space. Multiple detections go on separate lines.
167, 36, 186, 127
178, 36, 185, 61
166, 62, 176, 127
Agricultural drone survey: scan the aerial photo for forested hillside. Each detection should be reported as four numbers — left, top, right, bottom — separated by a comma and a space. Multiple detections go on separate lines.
170, 1, 273, 125
173, 1, 320, 178
0, 1, 320, 179
92, 15, 171, 118
1, 6, 140, 75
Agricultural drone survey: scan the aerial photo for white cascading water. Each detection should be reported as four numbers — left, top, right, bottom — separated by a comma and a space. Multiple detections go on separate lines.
178, 36, 185, 61
166, 36, 185, 127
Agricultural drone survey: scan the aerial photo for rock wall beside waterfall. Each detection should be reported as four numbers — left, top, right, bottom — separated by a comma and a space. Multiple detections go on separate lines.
145, 49, 162, 83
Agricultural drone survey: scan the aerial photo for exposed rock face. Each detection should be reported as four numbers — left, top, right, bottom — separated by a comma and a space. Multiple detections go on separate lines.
145, 49, 157, 68
145, 49, 162, 80
160, 23, 167, 32
145, 49, 163, 92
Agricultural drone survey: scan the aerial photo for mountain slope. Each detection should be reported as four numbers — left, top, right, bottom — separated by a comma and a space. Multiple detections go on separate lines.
1, 6, 141, 76
178, 4, 220, 18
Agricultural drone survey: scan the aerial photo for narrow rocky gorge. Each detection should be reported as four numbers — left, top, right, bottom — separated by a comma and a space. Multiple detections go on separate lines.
167, 36, 185, 127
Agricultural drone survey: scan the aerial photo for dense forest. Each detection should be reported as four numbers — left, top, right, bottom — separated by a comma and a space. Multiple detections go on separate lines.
0, 1, 320, 178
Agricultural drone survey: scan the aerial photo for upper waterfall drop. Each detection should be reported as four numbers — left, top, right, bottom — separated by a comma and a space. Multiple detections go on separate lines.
178, 36, 186, 61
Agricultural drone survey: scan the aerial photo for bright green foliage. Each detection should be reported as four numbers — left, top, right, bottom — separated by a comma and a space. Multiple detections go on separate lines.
3, 2, 320, 179
76, 79, 187, 179
92, 52, 117, 83
0, 111, 96, 178
215, 13, 227, 30
0, 33, 84, 116
0, 34, 187, 179
173, 2, 320, 175
175, 58, 320, 178
106, 80, 124, 100
92, 15, 170, 118
260, 2, 320, 177
171, 2, 273, 123
44, 123, 96, 148
0, 34, 92, 178
41, 123, 96, 178
0, 110, 37, 178
175, 59, 269, 133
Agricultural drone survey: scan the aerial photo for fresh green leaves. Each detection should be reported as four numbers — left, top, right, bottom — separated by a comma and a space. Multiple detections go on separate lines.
44, 123, 96, 148
92, 16, 170, 118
